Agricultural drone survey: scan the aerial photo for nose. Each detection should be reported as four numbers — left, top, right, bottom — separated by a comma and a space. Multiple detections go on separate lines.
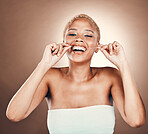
75, 38, 83, 42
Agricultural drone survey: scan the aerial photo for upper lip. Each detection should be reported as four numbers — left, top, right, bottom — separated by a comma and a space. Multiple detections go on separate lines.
71, 43, 87, 50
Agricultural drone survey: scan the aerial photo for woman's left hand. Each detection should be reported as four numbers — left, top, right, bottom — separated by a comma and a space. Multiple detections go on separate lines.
98, 41, 127, 69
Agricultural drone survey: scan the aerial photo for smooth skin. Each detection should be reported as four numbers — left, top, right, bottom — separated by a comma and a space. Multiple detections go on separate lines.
6, 18, 146, 128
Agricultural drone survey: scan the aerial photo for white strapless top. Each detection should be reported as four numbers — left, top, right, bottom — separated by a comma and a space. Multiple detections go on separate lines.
47, 105, 115, 134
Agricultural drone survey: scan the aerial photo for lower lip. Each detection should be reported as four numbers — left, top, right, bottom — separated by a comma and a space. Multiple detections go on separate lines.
72, 51, 86, 55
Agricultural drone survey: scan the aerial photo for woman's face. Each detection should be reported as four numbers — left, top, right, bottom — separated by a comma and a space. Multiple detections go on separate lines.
64, 18, 99, 63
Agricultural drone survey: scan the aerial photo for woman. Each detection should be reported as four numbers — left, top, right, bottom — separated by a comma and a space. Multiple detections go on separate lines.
6, 14, 146, 134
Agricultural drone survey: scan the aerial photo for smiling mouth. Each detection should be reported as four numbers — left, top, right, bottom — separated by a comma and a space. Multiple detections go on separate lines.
71, 45, 87, 53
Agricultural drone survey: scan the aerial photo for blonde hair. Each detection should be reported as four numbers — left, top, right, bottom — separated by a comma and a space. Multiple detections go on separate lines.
63, 14, 100, 42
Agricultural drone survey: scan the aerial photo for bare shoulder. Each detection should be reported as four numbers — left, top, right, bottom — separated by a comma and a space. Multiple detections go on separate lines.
46, 67, 69, 74
103, 67, 120, 76
93, 66, 121, 83
45, 67, 69, 81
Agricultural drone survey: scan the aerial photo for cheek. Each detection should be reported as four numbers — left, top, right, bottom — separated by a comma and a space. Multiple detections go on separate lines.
65, 36, 75, 44
85, 39, 94, 44
85, 38, 96, 47
84, 37, 96, 43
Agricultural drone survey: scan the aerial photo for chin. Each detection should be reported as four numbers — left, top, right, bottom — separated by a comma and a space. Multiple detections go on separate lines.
67, 52, 92, 64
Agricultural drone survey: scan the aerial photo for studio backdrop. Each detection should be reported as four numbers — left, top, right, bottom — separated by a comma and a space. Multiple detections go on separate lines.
0, 0, 148, 134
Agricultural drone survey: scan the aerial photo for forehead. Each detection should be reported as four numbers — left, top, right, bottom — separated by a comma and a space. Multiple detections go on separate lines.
68, 18, 96, 31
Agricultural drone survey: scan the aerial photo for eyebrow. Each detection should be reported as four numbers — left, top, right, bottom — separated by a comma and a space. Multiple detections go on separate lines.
68, 28, 77, 31
68, 28, 94, 34
85, 29, 94, 33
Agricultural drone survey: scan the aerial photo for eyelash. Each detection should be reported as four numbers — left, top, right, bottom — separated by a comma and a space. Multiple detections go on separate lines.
67, 34, 93, 38
68, 34, 76, 36
84, 35, 93, 38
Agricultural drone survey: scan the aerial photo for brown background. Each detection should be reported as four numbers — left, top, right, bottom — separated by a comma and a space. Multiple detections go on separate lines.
0, 0, 148, 134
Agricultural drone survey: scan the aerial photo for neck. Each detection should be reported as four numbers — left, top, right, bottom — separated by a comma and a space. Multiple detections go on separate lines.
67, 61, 93, 82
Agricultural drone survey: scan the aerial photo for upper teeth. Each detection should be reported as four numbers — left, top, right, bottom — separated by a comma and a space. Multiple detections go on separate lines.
72, 46, 87, 52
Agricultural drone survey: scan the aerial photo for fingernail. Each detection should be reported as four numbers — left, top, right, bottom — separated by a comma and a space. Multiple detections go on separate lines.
57, 54, 60, 56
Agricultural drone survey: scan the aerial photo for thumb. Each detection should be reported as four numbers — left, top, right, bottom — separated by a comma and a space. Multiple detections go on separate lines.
101, 49, 110, 59
60, 46, 71, 57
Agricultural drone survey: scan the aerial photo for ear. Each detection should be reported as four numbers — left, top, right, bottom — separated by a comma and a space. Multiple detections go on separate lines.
95, 42, 100, 53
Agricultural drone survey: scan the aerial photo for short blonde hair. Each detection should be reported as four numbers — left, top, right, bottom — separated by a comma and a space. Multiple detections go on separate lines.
63, 14, 100, 42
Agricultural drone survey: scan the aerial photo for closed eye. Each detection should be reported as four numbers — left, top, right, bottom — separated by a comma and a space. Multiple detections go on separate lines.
84, 35, 93, 37
67, 34, 76, 36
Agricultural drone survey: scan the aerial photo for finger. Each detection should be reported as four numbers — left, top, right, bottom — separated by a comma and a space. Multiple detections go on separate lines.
113, 43, 116, 52
52, 45, 60, 55
113, 41, 121, 52
51, 42, 56, 48
51, 43, 59, 55
109, 43, 113, 55
114, 41, 121, 47
57, 44, 63, 57
60, 46, 71, 57
96, 44, 102, 51
101, 49, 110, 58
49, 43, 54, 47
57, 43, 70, 49
99, 44, 104, 46
113, 41, 118, 49
51, 42, 57, 52
62, 43, 71, 48
100, 45, 108, 51
45, 44, 53, 56
56, 43, 71, 56
58, 43, 69, 46
97, 44, 102, 50
46, 43, 53, 51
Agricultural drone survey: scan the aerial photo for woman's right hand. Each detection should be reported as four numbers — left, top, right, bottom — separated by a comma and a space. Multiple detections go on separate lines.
39, 42, 71, 68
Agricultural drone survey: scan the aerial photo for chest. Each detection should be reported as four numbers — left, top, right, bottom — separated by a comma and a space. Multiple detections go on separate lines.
48, 76, 113, 108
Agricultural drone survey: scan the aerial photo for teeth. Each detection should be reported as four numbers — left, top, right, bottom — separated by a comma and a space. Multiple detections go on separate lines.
72, 46, 87, 52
